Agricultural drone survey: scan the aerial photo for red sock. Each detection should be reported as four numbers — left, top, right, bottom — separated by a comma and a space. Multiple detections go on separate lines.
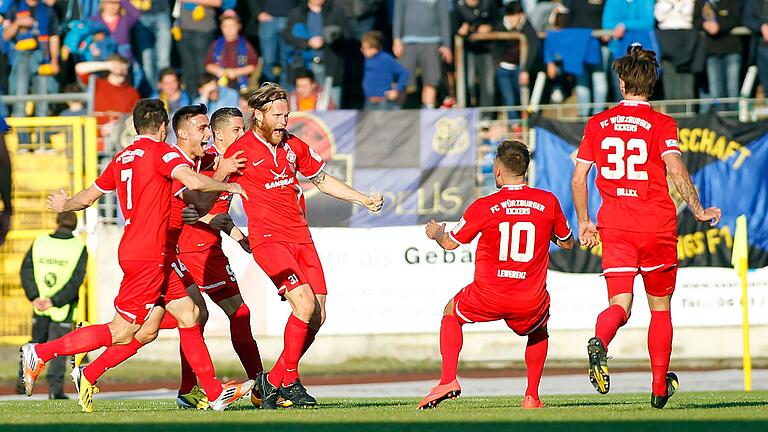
595, 304, 628, 348
35, 324, 112, 362
159, 313, 178, 330
228, 304, 263, 379
178, 324, 222, 400
178, 341, 197, 394
283, 326, 318, 385
439, 315, 463, 385
269, 314, 308, 389
648, 310, 673, 395
83, 338, 143, 383
524, 329, 549, 400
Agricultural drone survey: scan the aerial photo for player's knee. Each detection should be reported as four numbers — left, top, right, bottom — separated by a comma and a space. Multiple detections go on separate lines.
172, 304, 200, 328
109, 326, 135, 345
293, 300, 315, 322
135, 329, 159, 345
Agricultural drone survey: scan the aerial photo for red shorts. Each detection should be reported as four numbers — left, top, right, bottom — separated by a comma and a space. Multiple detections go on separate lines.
179, 246, 241, 300
161, 255, 197, 303
115, 260, 164, 325
251, 241, 327, 297
600, 228, 678, 298
452, 282, 550, 336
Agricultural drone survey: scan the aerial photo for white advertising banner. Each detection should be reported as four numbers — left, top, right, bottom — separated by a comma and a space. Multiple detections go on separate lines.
213, 225, 768, 337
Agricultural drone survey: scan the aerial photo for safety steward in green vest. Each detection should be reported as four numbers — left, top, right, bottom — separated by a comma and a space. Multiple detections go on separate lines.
17, 211, 87, 399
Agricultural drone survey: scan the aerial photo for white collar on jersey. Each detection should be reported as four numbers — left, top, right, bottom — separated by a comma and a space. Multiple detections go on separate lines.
134, 135, 162, 142
619, 100, 651, 107
502, 184, 527, 190
170, 143, 196, 164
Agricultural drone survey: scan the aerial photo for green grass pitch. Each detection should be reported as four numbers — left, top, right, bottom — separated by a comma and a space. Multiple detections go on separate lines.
0, 391, 766, 432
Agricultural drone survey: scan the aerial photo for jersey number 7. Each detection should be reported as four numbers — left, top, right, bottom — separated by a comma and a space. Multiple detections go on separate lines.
121, 169, 133, 209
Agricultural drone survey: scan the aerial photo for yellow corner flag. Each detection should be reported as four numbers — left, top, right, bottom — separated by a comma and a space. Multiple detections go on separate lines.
731, 215, 751, 392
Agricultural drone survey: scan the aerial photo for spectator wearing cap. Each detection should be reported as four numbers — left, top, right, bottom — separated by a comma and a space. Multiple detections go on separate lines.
194, 71, 240, 112
2, 0, 61, 116
492, 1, 540, 118
392, 0, 453, 109
360, 30, 408, 110
205, 10, 259, 91
695, 0, 742, 111
453, 0, 502, 108
251, 0, 298, 86
283, 0, 349, 107
288, 67, 336, 111
744, 0, 768, 95
176, 0, 221, 92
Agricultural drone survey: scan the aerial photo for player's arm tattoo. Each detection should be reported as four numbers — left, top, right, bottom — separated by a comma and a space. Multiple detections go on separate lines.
310, 170, 327, 186
673, 174, 704, 216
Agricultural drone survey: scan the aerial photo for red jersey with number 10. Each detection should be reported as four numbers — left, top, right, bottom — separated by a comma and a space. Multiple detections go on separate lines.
449, 185, 571, 304
576, 100, 682, 233
94, 136, 190, 262
225, 131, 325, 246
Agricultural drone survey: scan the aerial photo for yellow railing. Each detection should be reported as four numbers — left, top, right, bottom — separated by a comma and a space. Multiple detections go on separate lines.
0, 116, 98, 345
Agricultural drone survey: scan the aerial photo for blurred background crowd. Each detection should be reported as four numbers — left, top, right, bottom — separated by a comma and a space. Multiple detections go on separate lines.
0, 0, 766, 125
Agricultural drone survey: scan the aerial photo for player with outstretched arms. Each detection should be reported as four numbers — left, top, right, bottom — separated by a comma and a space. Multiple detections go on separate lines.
418, 140, 574, 410
571, 44, 722, 408
20, 99, 254, 412
225, 82, 383, 409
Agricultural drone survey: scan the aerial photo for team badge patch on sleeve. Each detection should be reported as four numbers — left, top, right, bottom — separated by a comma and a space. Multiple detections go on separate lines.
163, 152, 181, 163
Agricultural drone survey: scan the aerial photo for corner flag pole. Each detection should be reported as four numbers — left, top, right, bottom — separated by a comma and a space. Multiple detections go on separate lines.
731, 215, 751, 392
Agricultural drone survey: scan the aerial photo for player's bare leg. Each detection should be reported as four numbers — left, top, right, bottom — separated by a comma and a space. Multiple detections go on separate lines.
21, 312, 139, 397
166, 296, 254, 411
418, 299, 462, 410
589, 285, 633, 394
522, 326, 548, 409
277, 293, 324, 407
646, 292, 678, 408
257, 284, 314, 409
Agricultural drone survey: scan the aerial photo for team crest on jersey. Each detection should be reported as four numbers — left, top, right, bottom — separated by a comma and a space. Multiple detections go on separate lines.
286, 148, 297, 163
432, 117, 470, 156
286, 112, 351, 197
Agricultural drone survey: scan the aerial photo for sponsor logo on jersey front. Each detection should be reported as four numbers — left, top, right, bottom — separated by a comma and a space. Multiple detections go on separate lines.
265, 167, 294, 189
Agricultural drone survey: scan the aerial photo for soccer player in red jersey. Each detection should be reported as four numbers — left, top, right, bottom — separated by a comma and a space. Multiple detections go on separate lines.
572, 45, 721, 408
175, 107, 267, 407
21, 99, 254, 412
417, 140, 574, 410
225, 83, 383, 409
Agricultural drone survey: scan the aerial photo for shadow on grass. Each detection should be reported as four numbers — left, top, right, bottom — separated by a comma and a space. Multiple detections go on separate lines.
3, 420, 768, 432
674, 400, 768, 409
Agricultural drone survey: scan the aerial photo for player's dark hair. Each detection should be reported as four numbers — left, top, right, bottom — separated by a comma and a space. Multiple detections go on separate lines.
211, 107, 243, 131
133, 98, 169, 135
56, 211, 78, 231
496, 140, 530, 176
172, 104, 208, 134
248, 82, 288, 113
612, 44, 658, 98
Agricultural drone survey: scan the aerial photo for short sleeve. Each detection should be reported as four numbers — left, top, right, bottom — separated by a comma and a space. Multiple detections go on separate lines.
172, 178, 185, 196
576, 120, 595, 165
449, 201, 484, 245
156, 147, 190, 179
293, 136, 325, 179
657, 117, 682, 158
94, 158, 117, 193
551, 196, 572, 241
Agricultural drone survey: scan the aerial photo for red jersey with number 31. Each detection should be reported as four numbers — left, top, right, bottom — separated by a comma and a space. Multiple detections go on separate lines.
449, 185, 572, 302
94, 136, 189, 262
576, 100, 681, 233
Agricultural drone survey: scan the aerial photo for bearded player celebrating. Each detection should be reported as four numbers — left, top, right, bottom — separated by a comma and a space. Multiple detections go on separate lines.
225, 82, 383, 409
572, 44, 721, 408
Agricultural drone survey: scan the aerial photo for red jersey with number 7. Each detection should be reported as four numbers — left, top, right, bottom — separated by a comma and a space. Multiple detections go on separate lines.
576, 100, 681, 233
94, 136, 190, 262
449, 184, 572, 303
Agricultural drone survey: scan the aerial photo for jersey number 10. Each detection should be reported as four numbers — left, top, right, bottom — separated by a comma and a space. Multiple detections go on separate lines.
498, 221, 534, 263
600, 137, 649, 181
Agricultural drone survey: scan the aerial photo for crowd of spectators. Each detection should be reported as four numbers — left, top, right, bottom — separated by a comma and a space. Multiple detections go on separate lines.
0, 0, 767, 125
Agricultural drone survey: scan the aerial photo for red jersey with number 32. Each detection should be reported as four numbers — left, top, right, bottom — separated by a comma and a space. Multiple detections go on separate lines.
177, 150, 233, 253
225, 131, 325, 246
577, 100, 681, 232
449, 185, 571, 302
94, 136, 189, 262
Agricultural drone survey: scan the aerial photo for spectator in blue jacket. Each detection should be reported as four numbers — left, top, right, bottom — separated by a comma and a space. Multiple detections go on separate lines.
361, 30, 409, 110
601, 0, 655, 100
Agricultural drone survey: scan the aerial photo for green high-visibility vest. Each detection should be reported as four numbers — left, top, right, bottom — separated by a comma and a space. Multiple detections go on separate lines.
31, 234, 85, 322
